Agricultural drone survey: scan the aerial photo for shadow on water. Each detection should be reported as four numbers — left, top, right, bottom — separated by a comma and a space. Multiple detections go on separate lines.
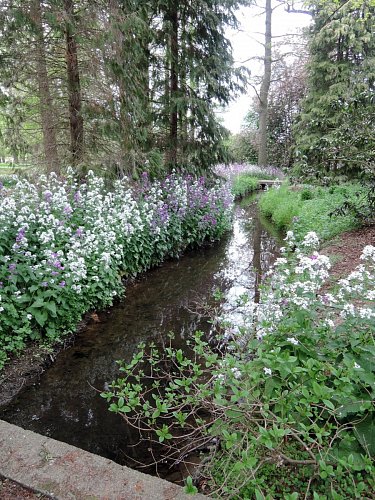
1, 197, 282, 476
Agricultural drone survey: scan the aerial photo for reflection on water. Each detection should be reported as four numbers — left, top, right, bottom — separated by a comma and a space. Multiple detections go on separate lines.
1, 198, 281, 468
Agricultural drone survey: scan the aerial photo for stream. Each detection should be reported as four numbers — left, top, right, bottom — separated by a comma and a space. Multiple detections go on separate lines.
1, 196, 281, 478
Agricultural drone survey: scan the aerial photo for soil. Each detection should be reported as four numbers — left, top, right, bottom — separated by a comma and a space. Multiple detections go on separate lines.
321, 225, 375, 280
0, 226, 374, 498
0, 477, 49, 499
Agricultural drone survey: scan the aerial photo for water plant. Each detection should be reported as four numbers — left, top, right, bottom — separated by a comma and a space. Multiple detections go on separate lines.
0, 170, 233, 369
103, 231, 375, 498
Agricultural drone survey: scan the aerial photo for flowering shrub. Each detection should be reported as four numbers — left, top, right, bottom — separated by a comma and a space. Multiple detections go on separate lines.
215, 163, 284, 182
0, 170, 233, 369
103, 232, 374, 498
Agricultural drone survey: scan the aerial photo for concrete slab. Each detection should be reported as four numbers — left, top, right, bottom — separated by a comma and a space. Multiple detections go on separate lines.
0, 420, 207, 499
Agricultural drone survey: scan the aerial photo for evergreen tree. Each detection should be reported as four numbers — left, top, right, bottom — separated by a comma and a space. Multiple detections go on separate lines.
294, 0, 375, 180
0, 0, 250, 176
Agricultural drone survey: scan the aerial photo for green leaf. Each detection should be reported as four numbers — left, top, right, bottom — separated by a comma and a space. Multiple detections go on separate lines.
184, 476, 198, 495
33, 309, 48, 327
323, 399, 335, 410
45, 301, 57, 317
354, 414, 375, 456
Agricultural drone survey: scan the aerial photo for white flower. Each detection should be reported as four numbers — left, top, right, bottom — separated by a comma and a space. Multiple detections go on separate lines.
285, 231, 294, 240
263, 367, 272, 376
340, 303, 355, 318
302, 231, 320, 248
231, 367, 241, 379
354, 362, 361, 369
361, 245, 375, 261
275, 258, 288, 266
287, 337, 299, 345
358, 308, 375, 319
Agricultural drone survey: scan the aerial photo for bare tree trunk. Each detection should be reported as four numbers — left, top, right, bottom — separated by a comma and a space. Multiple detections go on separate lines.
167, 1, 178, 170
31, 0, 60, 174
64, 0, 84, 168
258, 0, 272, 167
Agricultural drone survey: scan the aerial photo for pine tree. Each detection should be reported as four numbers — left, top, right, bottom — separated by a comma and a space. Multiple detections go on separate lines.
294, 0, 375, 180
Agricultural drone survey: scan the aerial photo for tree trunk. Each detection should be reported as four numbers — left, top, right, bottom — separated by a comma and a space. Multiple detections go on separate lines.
167, 1, 178, 170
31, 0, 60, 174
64, 0, 84, 168
258, 0, 272, 167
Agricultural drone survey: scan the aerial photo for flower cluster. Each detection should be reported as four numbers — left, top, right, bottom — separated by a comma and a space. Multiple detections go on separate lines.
215, 163, 284, 181
0, 169, 233, 368
256, 231, 332, 339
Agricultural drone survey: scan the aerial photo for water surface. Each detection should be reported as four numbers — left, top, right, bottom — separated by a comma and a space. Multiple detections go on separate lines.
2, 198, 281, 471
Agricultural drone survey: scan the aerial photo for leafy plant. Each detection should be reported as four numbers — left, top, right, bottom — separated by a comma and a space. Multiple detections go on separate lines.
231, 173, 259, 198
103, 232, 375, 498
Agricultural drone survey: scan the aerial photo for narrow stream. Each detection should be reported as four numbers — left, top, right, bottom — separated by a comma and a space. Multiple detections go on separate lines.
1, 197, 281, 476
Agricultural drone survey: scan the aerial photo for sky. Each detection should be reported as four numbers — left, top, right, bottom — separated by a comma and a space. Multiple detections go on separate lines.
220, 4, 311, 134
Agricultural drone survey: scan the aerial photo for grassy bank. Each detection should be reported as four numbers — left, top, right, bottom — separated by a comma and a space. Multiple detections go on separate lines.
231, 173, 260, 198
214, 164, 283, 199
259, 182, 368, 242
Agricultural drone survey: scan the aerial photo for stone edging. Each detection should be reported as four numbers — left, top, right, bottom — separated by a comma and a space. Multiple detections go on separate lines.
0, 420, 207, 500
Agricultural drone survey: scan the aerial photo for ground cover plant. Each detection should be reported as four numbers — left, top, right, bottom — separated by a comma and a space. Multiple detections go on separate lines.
231, 173, 259, 198
215, 163, 284, 199
103, 231, 374, 498
259, 183, 369, 241
0, 170, 233, 370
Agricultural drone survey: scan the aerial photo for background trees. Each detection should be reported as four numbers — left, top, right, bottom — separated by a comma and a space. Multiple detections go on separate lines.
0, 0, 249, 176
294, 0, 375, 181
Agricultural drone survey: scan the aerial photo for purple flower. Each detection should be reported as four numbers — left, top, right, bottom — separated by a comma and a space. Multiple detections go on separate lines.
16, 228, 26, 243
59, 281, 66, 287
41, 281, 48, 287
8, 263, 16, 272
52, 260, 64, 270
